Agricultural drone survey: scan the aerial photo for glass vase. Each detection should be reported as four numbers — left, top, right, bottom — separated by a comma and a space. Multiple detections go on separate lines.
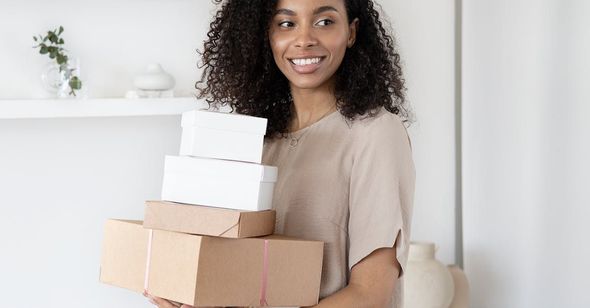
41, 57, 84, 99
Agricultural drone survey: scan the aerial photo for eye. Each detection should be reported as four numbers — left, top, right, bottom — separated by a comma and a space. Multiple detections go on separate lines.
278, 20, 295, 28
315, 19, 334, 26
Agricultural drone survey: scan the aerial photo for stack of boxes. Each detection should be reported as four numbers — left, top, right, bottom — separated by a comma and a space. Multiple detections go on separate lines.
100, 109, 324, 307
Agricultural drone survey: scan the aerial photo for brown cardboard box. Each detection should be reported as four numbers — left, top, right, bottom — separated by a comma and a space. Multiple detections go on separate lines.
143, 200, 276, 238
100, 219, 324, 307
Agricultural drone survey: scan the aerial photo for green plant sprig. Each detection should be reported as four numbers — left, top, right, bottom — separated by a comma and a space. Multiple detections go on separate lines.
33, 26, 69, 66
33, 26, 82, 96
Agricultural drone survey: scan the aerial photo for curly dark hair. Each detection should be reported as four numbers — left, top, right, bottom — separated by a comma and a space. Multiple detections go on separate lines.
196, 0, 411, 137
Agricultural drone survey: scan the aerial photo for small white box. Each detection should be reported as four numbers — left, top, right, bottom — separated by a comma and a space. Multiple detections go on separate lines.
180, 109, 267, 163
161, 155, 277, 211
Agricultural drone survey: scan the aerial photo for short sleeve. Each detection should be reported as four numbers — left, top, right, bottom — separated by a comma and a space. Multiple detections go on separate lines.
347, 112, 415, 277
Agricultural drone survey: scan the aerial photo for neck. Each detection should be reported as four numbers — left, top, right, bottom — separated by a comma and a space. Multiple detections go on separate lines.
289, 80, 337, 132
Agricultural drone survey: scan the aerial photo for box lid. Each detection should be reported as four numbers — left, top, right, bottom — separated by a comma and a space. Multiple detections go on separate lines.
144, 201, 276, 238
181, 109, 268, 135
164, 155, 277, 183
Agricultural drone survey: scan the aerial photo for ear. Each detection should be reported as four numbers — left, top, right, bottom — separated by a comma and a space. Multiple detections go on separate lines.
347, 18, 359, 48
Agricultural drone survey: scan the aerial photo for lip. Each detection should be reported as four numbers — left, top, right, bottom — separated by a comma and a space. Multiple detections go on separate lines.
287, 56, 326, 74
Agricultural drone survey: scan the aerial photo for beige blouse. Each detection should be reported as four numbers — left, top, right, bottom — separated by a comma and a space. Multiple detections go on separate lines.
262, 107, 415, 307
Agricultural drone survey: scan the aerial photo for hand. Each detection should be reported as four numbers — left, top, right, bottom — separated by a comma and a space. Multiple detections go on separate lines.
143, 291, 196, 308
143, 290, 240, 308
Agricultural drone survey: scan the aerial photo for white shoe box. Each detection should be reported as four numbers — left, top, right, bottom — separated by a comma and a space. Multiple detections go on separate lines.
161, 155, 277, 211
180, 109, 267, 164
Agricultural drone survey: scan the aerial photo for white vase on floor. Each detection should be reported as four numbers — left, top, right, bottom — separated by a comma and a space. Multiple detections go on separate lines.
448, 265, 470, 308
403, 242, 454, 308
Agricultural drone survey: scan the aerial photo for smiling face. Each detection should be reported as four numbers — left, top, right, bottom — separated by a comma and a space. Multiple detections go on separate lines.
269, 0, 357, 91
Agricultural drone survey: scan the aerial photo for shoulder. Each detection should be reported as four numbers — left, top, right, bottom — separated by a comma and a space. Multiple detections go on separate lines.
349, 107, 412, 151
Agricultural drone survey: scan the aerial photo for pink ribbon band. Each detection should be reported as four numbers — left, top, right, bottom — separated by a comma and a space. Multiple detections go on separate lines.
144, 229, 154, 291
259, 239, 270, 306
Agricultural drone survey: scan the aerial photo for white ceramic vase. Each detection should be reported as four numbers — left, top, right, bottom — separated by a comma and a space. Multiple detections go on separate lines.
404, 242, 454, 308
448, 265, 470, 308
134, 63, 176, 91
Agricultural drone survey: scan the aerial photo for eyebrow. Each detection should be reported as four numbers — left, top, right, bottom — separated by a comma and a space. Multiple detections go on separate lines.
274, 6, 339, 16
313, 6, 339, 15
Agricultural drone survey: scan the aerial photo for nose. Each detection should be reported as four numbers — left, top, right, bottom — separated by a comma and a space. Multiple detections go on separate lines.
294, 25, 318, 48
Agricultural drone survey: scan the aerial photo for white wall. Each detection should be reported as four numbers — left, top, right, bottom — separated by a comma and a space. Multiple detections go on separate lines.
0, 1, 212, 307
0, 116, 183, 307
384, 0, 458, 265
0, 0, 213, 99
463, 0, 590, 307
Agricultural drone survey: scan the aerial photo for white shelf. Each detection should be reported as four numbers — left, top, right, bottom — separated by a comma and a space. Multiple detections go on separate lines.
0, 97, 207, 119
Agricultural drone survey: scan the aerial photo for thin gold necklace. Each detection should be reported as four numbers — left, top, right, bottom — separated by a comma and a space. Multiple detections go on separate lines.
287, 105, 337, 148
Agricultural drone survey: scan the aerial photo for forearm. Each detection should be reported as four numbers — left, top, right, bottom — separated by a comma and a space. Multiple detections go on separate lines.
306, 283, 389, 308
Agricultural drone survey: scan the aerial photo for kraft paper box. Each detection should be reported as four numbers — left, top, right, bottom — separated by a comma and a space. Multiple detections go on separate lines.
100, 219, 323, 307
180, 109, 267, 164
143, 200, 276, 238
161, 155, 277, 211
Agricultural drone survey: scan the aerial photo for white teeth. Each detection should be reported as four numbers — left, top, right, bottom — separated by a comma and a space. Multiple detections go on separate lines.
291, 57, 322, 66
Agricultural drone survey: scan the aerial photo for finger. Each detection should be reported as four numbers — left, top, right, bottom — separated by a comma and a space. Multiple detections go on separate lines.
143, 291, 154, 304
148, 295, 179, 308
143, 291, 157, 306
151, 296, 175, 308
168, 300, 185, 307
143, 291, 186, 308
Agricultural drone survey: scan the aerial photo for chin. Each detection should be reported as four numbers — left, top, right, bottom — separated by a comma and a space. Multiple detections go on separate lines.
290, 82, 323, 90
287, 76, 331, 91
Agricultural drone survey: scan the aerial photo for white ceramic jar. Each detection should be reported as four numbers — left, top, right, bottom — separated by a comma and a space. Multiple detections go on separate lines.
404, 242, 455, 308
133, 63, 176, 91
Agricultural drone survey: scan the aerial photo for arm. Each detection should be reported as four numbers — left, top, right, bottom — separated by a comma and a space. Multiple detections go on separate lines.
307, 246, 400, 308
319, 113, 413, 308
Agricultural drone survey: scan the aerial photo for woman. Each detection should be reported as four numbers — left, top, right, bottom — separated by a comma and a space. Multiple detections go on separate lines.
146, 0, 415, 307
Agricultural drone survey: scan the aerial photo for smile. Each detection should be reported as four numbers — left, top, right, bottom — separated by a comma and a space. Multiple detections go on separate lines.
287, 56, 326, 74
289, 57, 323, 66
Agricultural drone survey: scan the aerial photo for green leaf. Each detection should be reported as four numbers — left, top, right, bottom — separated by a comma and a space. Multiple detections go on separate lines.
69, 76, 82, 90
56, 54, 65, 64
40, 46, 48, 54
49, 33, 58, 43
33, 36, 38, 42
59, 26, 64, 34
59, 38, 64, 44
49, 51, 56, 59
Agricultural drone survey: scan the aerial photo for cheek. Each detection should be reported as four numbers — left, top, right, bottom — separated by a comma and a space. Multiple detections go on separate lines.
269, 33, 289, 62
326, 32, 350, 58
